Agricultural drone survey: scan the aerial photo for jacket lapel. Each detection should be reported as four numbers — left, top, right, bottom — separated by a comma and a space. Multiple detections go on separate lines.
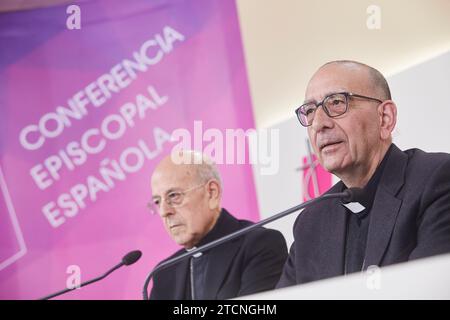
317, 191, 348, 277
203, 237, 242, 299
173, 258, 190, 299
363, 144, 407, 268
198, 209, 243, 299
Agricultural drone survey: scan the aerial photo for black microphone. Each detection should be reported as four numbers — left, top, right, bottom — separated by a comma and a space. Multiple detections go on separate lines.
122, 250, 142, 265
142, 188, 362, 300
340, 187, 368, 216
341, 187, 365, 203
40, 250, 142, 300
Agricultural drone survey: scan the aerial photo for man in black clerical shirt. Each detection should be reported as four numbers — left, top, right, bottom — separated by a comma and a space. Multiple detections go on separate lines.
277, 60, 450, 288
149, 151, 288, 299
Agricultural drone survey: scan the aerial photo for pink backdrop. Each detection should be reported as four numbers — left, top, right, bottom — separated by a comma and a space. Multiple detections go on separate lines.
0, 0, 259, 299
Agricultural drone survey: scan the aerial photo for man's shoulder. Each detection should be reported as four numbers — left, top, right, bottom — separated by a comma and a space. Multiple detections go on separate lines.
398, 147, 450, 186
222, 210, 286, 249
232, 213, 284, 238
239, 226, 287, 257
403, 147, 450, 168
296, 181, 343, 216
157, 247, 186, 266
242, 223, 286, 243
397, 148, 450, 205
230, 219, 287, 263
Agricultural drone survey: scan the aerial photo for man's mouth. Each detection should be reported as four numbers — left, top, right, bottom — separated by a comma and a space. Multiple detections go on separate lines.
319, 141, 343, 151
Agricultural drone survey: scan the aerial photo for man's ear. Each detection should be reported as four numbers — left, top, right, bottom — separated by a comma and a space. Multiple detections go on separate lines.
206, 179, 221, 210
378, 100, 397, 140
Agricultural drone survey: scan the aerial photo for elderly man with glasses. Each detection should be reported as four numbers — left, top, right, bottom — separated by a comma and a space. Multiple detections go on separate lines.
277, 60, 450, 288
148, 151, 288, 300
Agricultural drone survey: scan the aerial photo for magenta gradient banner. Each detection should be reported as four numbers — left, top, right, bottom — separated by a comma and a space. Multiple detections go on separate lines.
0, 0, 259, 299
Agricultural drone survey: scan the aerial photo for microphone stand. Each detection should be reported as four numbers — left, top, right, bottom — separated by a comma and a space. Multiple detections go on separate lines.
41, 262, 124, 300
143, 190, 354, 300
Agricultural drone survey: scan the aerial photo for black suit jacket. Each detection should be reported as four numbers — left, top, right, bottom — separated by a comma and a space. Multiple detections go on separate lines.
277, 144, 450, 288
151, 208, 288, 299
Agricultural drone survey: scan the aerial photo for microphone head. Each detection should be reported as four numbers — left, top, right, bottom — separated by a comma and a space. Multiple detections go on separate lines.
342, 187, 365, 203
122, 250, 142, 266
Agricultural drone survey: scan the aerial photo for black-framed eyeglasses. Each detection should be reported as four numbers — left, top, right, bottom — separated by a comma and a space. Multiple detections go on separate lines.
147, 183, 206, 215
295, 92, 383, 127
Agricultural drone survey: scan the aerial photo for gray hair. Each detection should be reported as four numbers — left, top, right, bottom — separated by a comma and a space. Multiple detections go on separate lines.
172, 150, 222, 188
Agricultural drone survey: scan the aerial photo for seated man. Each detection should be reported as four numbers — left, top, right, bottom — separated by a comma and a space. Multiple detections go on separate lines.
277, 60, 450, 288
149, 151, 288, 299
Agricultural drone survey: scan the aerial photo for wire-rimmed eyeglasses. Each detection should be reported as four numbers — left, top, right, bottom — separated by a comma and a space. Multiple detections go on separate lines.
147, 183, 206, 215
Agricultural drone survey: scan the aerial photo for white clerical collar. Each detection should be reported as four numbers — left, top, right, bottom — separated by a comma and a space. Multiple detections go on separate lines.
185, 246, 203, 258
342, 201, 366, 214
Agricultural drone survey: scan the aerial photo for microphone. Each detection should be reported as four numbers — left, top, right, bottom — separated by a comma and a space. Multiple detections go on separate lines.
40, 250, 142, 300
341, 187, 367, 215
122, 250, 143, 266
341, 187, 365, 203
142, 188, 362, 300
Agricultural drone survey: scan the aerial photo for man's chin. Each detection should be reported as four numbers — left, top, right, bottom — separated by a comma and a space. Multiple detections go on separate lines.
173, 236, 195, 249
171, 235, 186, 245
322, 159, 342, 174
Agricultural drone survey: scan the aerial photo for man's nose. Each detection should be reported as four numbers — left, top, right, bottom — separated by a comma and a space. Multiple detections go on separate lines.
159, 200, 175, 218
311, 106, 334, 132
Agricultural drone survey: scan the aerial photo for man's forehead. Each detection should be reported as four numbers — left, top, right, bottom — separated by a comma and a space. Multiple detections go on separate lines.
305, 65, 369, 102
304, 88, 348, 104
151, 164, 195, 193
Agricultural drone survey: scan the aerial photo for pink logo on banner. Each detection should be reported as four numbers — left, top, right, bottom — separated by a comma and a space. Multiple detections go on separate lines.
302, 155, 332, 201
0, 0, 259, 299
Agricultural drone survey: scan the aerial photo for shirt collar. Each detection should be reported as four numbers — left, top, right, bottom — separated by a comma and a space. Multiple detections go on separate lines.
342, 144, 393, 214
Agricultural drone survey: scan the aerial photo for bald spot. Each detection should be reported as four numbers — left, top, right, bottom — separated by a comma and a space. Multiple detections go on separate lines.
308, 60, 391, 101
151, 155, 200, 188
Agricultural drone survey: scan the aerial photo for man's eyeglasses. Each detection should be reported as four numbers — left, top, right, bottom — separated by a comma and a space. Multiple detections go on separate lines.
295, 92, 383, 127
147, 183, 206, 215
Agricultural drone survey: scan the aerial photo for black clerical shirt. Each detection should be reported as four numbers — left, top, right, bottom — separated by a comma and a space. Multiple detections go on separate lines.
185, 212, 226, 300
343, 145, 393, 274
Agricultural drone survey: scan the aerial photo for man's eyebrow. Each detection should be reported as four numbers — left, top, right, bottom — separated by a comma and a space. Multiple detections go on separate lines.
152, 188, 179, 199
303, 89, 348, 105
303, 98, 316, 105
